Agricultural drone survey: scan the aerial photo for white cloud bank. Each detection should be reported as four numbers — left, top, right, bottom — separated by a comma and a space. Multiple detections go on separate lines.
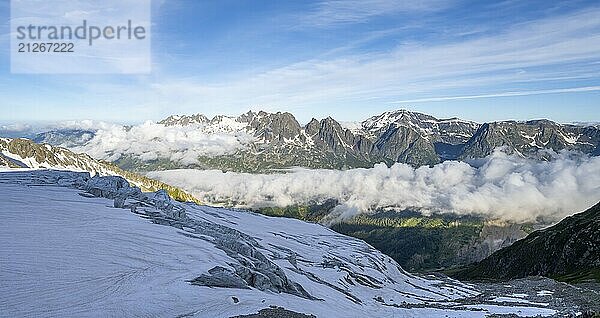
72, 121, 253, 164
0, 119, 254, 165
148, 149, 600, 223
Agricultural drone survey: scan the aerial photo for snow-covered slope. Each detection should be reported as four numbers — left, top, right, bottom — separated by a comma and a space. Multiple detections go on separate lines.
0, 137, 114, 173
0, 138, 199, 203
0, 170, 561, 317
361, 109, 480, 144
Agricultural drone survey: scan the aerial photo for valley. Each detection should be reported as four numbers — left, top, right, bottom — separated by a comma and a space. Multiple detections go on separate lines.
2, 110, 599, 317
1, 169, 597, 317
254, 204, 536, 272
4, 1, 600, 316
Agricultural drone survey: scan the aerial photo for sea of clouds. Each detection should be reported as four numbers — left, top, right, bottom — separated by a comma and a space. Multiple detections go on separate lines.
71, 121, 253, 164
148, 149, 600, 223
0, 120, 253, 165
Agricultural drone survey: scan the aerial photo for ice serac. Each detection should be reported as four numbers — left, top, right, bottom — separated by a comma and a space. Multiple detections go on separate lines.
0, 169, 566, 317
81, 174, 347, 300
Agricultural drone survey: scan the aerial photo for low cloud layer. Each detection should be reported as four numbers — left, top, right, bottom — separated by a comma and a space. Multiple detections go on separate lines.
73, 121, 252, 164
148, 149, 600, 223
0, 120, 253, 165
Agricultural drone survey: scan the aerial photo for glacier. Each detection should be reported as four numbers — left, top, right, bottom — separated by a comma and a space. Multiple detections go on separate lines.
0, 169, 561, 317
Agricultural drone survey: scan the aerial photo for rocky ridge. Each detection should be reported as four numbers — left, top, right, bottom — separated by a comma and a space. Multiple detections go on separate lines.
150, 110, 600, 171
18, 109, 600, 172
453, 202, 600, 283
0, 137, 199, 203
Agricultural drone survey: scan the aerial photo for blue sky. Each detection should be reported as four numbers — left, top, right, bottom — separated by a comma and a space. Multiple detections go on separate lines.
0, 0, 599, 124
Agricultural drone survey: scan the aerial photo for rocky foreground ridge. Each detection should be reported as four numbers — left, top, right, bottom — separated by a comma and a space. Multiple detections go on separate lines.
453, 202, 600, 284
0, 137, 198, 203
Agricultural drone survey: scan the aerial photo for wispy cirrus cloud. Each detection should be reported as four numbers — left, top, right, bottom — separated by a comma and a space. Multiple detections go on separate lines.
3, 1, 599, 123
149, 7, 600, 118
301, 0, 453, 27
391, 86, 600, 103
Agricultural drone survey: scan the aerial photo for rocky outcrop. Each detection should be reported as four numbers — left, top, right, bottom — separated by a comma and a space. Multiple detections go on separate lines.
371, 124, 439, 166
159, 114, 209, 126
460, 120, 600, 159
454, 202, 600, 282
361, 109, 479, 145
246, 111, 304, 144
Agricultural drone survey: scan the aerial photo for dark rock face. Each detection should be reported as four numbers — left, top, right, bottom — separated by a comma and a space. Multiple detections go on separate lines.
26, 109, 600, 172
247, 111, 304, 143
461, 120, 600, 159
453, 202, 600, 282
371, 124, 439, 166
157, 109, 600, 172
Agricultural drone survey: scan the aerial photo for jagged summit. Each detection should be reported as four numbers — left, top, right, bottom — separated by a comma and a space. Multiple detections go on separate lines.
159, 113, 209, 126
9, 109, 600, 172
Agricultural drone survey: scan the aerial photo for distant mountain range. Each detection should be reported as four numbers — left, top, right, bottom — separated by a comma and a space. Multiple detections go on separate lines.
453, 202, 600, 283
0, 137, 198, 203
29, 109, 600, 172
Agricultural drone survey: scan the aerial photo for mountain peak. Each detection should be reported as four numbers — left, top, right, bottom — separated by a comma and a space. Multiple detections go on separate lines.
159, 113, 209, 126
23, 109, 600, 172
